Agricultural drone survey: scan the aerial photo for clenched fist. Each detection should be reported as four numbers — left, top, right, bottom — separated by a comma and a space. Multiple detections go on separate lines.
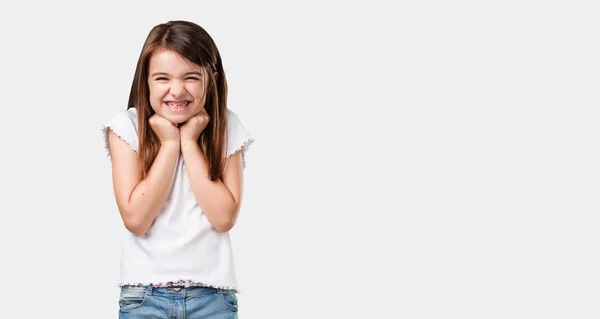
180, 108, 210, 143
149, 113, 180, 145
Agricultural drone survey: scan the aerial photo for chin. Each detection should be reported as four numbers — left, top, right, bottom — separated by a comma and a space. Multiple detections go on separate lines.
151, 107, 188, 124
165, 114, 191, 125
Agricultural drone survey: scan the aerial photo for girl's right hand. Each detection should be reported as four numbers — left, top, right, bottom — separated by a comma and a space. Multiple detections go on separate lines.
149, 113, 180, 145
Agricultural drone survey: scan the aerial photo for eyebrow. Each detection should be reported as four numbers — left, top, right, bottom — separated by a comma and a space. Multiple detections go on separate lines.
150, 71, 204, 77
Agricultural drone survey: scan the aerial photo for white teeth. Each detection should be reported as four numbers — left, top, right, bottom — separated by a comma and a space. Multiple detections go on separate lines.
166, 102, 188, 108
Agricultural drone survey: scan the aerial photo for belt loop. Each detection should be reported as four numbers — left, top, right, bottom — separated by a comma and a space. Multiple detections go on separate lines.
146, 285, 153, 296
184, 280, 190, 288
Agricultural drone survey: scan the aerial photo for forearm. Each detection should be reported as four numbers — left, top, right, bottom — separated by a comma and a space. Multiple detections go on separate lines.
125, 142, 180, 235
181, 141, 238, 232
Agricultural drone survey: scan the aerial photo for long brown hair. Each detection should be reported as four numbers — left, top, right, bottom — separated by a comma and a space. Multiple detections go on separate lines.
127, 20, 228, 181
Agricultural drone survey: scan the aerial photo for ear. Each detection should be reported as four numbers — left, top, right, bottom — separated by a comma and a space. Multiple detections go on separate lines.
213, 71, 218, 80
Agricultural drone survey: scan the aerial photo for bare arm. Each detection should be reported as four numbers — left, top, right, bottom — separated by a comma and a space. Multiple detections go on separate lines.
181, 141, 244, 232
108, 130, 180, 236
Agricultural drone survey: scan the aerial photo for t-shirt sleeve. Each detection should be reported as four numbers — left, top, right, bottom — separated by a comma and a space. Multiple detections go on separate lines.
226, 109, 254, 169
101, 108, 139, 159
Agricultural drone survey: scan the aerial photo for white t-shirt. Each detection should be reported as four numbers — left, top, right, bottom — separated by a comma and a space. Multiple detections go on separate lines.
101, 107, 253, 291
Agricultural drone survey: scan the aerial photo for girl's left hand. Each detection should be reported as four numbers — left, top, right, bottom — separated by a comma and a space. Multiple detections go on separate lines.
180, 108, 210, 143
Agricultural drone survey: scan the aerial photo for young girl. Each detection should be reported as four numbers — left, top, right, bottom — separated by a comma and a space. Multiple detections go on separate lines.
101, 20, 253, 318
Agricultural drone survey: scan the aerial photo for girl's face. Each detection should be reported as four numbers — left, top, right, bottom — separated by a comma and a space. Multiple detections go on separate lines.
147, 48, 212, 124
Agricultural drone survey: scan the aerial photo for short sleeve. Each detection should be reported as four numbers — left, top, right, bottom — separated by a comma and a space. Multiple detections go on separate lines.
101, 108, 139, 159
226, 109, 254, 169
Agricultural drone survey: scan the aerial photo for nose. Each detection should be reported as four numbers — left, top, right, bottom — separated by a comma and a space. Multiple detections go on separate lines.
169, 80, 186, 98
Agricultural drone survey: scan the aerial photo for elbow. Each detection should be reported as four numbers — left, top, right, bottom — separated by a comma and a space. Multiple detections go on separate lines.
213, 212, 238, 233
123, 217, 150, 236
213, 220, 235, 233
210, 205, 239, 233
117, 204, 150, 236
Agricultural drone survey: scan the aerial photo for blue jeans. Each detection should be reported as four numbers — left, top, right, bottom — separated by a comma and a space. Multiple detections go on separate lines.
118, 285, 239, 318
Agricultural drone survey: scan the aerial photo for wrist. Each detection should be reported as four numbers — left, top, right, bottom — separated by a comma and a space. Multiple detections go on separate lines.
160, 140, 181, 151
180, 139, 201, 150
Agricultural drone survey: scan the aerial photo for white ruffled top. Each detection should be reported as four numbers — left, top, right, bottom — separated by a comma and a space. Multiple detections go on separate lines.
101, 107, 253, 292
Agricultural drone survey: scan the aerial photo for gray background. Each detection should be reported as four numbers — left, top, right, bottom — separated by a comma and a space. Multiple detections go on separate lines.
0, 1, 597, 318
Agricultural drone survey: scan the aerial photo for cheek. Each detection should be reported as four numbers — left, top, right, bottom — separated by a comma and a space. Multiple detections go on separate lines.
148, 86, 168, 112
188, 84, 207, 99
149, 84, 168, 100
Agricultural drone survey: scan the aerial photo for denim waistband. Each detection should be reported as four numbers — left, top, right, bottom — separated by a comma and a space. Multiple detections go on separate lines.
122, 285, 232, 297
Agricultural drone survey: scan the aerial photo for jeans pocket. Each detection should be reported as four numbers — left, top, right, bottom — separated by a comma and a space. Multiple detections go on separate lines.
119, 286, 148, 311
219, 290, 239, 310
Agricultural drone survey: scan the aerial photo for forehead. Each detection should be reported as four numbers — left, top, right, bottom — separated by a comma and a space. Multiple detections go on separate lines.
149, 48, 203, 73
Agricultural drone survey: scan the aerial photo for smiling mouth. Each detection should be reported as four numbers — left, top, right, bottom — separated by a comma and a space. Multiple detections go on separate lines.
165, 101, 190, 112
